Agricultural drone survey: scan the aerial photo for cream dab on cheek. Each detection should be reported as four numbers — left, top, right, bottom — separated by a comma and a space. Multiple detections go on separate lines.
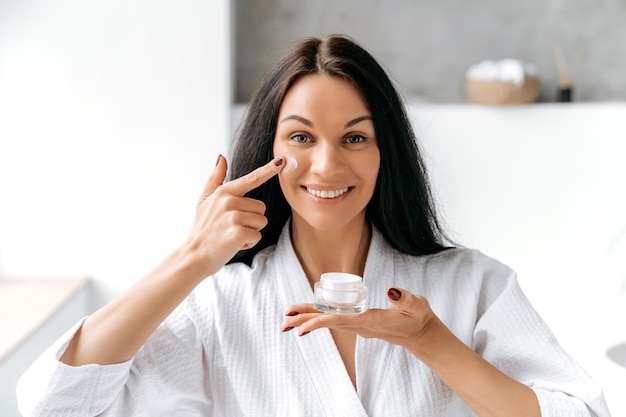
282, 156, 298, 173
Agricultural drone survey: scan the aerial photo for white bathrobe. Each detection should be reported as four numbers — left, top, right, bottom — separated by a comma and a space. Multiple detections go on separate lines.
17, 224, 610, 416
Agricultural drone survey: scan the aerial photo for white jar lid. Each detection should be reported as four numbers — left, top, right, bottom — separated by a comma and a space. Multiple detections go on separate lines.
320, 272, 362, 291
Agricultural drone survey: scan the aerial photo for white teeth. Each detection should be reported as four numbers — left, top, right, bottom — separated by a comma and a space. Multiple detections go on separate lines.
306, 187, 349, 199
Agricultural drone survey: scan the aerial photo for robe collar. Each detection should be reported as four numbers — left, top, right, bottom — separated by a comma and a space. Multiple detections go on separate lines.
271, 220, 396, 415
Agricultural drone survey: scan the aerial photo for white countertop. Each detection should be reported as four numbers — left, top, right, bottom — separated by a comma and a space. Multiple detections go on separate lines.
0, 276, 89, 362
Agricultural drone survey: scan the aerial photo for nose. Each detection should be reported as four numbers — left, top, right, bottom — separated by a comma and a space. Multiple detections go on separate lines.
310, 140, 344, 178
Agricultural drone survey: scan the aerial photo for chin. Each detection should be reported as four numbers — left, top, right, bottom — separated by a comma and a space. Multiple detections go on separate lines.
293, 211, 367, 234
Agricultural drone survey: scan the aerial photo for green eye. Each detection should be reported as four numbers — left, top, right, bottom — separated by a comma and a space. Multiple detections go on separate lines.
291, 134, 309, 143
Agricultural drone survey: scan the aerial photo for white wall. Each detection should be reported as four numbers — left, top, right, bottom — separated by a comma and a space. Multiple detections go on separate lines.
0, 3, 231, 414
2, 4, 623, 412
0, 0, 232, 305
408, 102, 626, 416
233, 102, 626, 414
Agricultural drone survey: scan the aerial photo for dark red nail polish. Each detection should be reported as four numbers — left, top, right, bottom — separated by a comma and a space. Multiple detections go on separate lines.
300, 331, 310, 336
282, 326, 294, 332
215, 154, 222, 167
388, 288, 401, 301
286, 311, 299, 316
274, 157, 284, 166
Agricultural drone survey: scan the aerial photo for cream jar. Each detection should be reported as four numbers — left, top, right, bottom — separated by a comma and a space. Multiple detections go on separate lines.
314, 272, 367, 314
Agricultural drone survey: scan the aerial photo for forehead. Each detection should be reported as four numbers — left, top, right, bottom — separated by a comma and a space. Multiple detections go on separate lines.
278, 74, 371, 120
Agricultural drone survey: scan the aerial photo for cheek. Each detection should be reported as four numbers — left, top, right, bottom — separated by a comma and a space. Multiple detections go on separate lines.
362, 151, 381, 187
274, 141, 303, 176
275, 151, 301, 196
277, 157, 301, 199
272, 141, 280, 159
274, 141, 293, 164
283, 156, 298, 173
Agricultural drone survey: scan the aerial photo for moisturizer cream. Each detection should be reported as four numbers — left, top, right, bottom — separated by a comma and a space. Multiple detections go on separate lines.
314, 272, 367, 314
283, 156, 298, 173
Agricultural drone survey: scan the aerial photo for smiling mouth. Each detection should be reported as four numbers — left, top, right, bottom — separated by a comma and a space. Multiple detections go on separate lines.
305, 187, 350, 199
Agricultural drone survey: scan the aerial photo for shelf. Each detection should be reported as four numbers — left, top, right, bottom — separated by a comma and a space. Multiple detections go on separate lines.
0, 276, 90, 362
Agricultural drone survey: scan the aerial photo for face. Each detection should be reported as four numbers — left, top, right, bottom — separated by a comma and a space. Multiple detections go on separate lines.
273, 74, 380, 234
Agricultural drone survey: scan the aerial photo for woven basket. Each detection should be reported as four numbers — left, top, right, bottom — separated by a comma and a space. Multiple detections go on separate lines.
465, 76, 540, 105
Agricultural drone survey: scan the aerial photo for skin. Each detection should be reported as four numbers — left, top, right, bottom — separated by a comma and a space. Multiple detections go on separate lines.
60, 155, 286, 366
273, 74, 380, 387
273, 74, 380, 286
276, 74, 541, 417
61, 73, 540, 417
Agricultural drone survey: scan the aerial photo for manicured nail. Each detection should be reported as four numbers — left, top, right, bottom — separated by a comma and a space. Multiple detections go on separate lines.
282, 326, 294, 332
215, 154, 222, 167
300, 331, 310, 337
286, 311, 299, 316
388, 287, 402, 301
274, 157, 284, 166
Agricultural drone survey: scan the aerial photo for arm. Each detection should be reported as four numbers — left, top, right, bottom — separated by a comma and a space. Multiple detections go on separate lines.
61, 155, 285, 366
283, 288, 539, 417
281, 249, 610, 417
60, 245, 207, 366
404, 301, 540, 417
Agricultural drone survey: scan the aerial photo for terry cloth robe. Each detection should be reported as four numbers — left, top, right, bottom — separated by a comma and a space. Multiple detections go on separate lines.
17, 223, 610, 417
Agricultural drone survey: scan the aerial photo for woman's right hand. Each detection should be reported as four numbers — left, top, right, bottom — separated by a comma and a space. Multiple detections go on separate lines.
183, 154, 285, 279
59, 155, 285, 367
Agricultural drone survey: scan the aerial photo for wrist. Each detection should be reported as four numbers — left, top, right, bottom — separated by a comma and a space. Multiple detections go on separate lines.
173, 241, 220, 285
405, 315, 465, 368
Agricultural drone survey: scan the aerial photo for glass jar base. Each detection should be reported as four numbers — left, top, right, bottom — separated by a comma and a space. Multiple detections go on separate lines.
314, 301, 367, 314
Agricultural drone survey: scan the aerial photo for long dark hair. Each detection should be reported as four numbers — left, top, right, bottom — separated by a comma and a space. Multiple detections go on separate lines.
228, 35, 451, 265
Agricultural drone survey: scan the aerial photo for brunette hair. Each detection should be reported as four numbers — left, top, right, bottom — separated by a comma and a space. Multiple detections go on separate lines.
228, 35, 451, 265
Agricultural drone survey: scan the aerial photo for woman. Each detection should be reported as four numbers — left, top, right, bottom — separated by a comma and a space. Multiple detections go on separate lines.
18, 35, 608, 416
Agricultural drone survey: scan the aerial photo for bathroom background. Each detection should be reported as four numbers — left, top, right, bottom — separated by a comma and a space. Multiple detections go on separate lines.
1, 1, 625, 416
235, 0, 626, 103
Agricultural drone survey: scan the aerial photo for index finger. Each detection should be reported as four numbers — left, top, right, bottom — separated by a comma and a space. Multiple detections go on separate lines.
224, 156, 285, 196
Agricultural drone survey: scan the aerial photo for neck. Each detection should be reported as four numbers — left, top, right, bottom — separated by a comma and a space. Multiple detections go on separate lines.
290, 217, 372, 287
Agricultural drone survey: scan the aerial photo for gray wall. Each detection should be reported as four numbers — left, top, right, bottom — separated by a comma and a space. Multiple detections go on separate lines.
235, 0, 626, 103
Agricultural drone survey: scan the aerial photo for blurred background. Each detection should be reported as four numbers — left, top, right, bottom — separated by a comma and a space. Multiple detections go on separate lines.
235, 0, 626, 103
1, 1, 625, 416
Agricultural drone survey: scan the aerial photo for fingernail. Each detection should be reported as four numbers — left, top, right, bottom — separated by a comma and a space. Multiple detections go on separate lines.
300, 331, 310, 337
282, 326, 294, 332
274, 157, 284, 166
286, 311, 299, 316
215, 154, 222, 167
388, 287, 402, 301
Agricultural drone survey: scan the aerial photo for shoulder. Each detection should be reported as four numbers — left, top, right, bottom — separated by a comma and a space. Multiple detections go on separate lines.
396, 246, 515, 280
191, 244, 277, 300
393, 246, 519, 306
392, 247, 527, 334
214, 244, 276, 283
371, 226, 514, 282
165, 245, 278, 336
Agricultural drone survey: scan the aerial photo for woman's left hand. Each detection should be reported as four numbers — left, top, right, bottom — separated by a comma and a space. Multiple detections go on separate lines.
281, 287, 437, 351
282, 286, 542, 417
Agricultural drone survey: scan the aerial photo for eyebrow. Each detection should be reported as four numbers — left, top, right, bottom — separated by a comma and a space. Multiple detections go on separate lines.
279, 114, 373, 129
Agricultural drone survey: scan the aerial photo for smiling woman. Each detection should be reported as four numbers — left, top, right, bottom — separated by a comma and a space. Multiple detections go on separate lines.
17, 35, 610, 417
228, 36, 449, 269
273, 74, 380, 255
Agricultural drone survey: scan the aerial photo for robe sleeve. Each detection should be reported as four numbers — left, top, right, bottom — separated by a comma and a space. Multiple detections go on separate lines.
16, 318, 133, 417
16, 290, 212, 417
472, 255, 610, 417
